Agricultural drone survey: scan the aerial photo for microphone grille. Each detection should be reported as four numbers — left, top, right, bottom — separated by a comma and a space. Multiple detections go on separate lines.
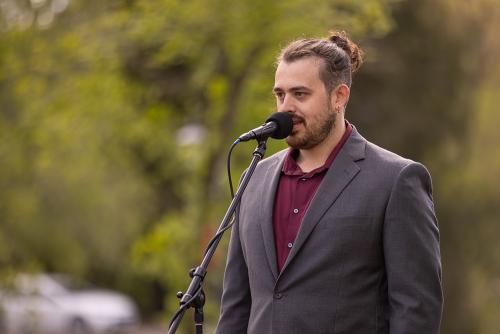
265, 112, 293, 139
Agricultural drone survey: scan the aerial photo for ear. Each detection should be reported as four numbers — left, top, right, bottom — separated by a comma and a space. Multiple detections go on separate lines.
331, 84, 350, 111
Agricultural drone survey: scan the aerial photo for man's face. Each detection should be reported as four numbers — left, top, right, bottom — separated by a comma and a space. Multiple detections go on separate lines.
273, 57, 337, 150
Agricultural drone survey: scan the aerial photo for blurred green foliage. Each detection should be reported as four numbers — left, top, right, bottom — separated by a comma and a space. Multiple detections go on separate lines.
1, 0, 499, 332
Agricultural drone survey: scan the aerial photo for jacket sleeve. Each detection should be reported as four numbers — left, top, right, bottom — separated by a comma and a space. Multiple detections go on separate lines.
215, 205, 252, 334
384, 162, 443, 334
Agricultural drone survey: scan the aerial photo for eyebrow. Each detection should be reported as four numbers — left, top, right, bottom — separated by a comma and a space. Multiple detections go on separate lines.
273, 86, 312, 93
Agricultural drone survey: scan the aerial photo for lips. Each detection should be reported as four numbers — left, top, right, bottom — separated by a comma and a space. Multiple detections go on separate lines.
291, 116, 304, 125
290, 118, 304, 135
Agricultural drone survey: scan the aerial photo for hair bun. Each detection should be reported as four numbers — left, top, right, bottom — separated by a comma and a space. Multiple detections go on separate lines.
328, 31, 364, 73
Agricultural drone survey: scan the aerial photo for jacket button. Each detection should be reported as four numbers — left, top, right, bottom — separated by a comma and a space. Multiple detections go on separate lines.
274, 292, 283, 299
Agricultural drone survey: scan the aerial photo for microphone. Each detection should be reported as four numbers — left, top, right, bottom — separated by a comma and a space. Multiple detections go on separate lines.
238, 112, 293, 142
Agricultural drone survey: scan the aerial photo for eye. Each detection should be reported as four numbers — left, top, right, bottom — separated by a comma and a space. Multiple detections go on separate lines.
274, 91, 285, 100
294, 91, 306, 98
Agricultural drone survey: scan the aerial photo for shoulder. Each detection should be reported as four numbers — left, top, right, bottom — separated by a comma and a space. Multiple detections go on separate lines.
255, 148, 288, 172
350, 125, 428, 175
366, 141, 431, 176
365, 141, 412, 169
261, 148, 288, 165
369, 142, 432, 187
349, 127, 433, 192
236, 148, 287, 184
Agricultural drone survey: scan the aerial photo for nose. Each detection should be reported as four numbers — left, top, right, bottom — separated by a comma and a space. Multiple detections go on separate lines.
278, 94, 296, 114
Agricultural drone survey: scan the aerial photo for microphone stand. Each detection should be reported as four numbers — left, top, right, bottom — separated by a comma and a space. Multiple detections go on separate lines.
167, 139, 268, 334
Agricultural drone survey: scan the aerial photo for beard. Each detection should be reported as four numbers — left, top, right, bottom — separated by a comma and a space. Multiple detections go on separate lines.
286, 102, 337, 150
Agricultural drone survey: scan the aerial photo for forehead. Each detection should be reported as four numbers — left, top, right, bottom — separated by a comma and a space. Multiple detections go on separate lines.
274, 57, 324, 90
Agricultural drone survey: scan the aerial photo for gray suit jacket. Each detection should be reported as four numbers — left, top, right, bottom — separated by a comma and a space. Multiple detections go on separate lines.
215, 127, 443, 334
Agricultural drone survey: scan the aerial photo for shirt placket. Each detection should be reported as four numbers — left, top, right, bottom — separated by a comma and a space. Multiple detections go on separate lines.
283, 176, 293, 252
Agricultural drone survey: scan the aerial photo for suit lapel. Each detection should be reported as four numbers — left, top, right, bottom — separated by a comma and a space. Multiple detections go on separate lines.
279, 128, 366, 276
259, 151, 287, 281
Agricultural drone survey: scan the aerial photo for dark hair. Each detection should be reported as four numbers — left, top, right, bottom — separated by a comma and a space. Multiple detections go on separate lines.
277, 31, 364, 91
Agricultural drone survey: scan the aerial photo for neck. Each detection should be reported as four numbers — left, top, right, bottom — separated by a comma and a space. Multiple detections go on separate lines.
296, 117, 346, 173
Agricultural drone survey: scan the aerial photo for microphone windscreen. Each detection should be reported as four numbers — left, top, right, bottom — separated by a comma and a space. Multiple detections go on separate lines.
266, 112, 293, 139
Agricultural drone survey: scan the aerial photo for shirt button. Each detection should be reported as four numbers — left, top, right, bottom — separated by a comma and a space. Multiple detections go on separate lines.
293, 208, 299, 214
287, 243, 293, 248
274, 292, 283, 299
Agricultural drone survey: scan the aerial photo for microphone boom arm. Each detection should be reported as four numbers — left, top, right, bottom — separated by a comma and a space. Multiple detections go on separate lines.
167, 139, 268, 334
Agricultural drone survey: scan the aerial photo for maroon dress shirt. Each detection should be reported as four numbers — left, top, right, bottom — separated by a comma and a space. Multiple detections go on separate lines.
273, 122, 353, 272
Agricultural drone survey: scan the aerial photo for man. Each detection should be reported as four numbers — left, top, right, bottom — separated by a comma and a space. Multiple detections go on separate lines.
215, 31, 443, 334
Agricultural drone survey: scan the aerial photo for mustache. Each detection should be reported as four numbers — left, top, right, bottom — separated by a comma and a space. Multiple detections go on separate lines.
288, 114, 305, 124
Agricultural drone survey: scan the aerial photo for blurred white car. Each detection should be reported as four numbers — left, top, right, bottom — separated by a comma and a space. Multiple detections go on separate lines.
0, 273, 140, 334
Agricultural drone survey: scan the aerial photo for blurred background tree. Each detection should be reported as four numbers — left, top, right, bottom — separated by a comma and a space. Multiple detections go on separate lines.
0, 0, 499, 332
